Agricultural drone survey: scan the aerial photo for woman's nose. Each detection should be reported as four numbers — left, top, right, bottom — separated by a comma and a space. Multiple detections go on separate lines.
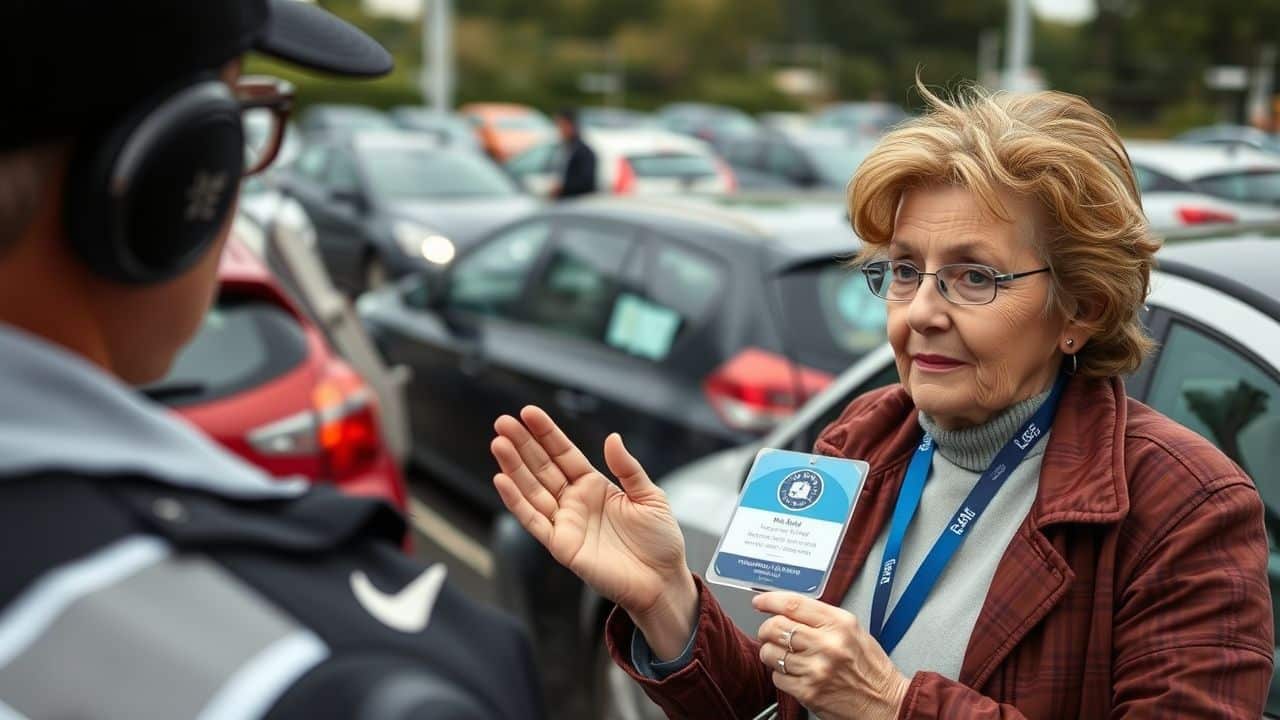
905, 275, 952, 333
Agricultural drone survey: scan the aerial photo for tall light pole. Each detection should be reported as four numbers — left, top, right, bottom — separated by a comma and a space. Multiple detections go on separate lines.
1002, 0, 1033, 91
422, 0, 453, 111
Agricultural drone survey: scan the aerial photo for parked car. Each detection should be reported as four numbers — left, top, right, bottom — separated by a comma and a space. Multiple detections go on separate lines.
1126, 141, 1280, 230
388, 106, 483, 152
656, 102, 762, 152
758, 111, 813, 135
592, 230, 1280, 720
458, 102, 557, 161
506, 128, 736, 198
297, 103, 395, 138
725, 129, 876, 191
1177, 124, 1280, 156
578, 106, 659, 131
279, 130, 538, 294
142, 226, 409, 513
813, 101, 909, 139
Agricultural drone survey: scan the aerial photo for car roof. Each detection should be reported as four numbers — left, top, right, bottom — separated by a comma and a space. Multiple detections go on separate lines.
218, 234, 275, 285
343, 129, 448, 151
1125, 141, 1280, 180
545, 196, 858, 264
581, 128, 713, 154
1158, 232, 1280, 310
459, 102, 541, 117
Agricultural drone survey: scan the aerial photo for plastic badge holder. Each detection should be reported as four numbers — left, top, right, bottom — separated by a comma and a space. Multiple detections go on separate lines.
706, 448, 868, 598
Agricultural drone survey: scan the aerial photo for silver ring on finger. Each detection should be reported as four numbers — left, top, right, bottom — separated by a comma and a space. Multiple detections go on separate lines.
778, 650, 791, 675
781, 625, 799, 653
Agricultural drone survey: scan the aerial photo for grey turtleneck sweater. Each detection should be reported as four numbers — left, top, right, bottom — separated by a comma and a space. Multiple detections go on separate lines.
838, 389, 1052, 683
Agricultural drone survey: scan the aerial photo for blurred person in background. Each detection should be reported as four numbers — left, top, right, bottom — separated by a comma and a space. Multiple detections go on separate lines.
0, 2, 541, 718
552, 107, 597, 199
489, 82, 1272, 719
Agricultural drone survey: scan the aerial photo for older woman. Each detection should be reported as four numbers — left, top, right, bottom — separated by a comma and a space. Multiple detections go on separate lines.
488, 85, 1274, 719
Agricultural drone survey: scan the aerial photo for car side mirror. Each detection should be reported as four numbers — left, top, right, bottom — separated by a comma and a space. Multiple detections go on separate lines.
401, 264, 450, 311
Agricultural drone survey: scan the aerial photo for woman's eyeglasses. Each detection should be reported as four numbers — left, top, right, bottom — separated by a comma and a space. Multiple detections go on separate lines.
861, 259, 1051, 305
234, 75, 296, 177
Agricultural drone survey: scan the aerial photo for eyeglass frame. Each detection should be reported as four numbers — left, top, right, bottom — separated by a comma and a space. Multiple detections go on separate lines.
860, 259, 1052, 306
233, 75, 296, 177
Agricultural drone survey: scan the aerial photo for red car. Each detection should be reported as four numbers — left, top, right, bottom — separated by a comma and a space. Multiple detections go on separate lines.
144, 238, 409, 513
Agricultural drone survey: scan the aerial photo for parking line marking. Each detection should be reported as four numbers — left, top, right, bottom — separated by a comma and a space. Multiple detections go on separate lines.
408, 497, 494, 579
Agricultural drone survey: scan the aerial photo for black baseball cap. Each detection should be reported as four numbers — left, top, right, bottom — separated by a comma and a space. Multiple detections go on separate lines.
1, 0, 394, 151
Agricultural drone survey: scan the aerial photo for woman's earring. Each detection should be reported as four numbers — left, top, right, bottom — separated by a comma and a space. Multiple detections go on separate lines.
1069, 353, 1078, 374
1065, 338, 1075, 348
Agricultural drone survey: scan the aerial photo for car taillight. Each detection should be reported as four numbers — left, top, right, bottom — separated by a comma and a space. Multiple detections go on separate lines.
1177, 206, 1236, 225
246, 363, 384, 481
703, 348, 833, 434
614, 157, 636, 194
313, 364, 384, 481
716, 159, 737, 193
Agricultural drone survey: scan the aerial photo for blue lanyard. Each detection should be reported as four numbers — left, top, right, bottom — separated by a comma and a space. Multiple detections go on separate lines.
868, 372, 1068, 655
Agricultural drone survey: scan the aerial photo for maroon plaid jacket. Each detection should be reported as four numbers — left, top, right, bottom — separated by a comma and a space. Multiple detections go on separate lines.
606, 375, 1274, 718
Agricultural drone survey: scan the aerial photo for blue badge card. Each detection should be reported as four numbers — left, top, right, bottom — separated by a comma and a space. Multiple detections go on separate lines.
706, 449, 868, 597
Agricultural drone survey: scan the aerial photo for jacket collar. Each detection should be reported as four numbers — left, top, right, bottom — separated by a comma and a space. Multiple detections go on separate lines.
813, 372, 1131, 529
0, 323, 305, 499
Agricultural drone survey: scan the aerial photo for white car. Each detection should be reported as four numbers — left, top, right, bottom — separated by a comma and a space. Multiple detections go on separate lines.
602, 228, 1280, 720
505, 128, 736, 198
1127, 141, 1280, 230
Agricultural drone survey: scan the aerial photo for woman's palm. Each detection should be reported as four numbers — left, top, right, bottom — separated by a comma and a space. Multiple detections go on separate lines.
490, 407, 687, 616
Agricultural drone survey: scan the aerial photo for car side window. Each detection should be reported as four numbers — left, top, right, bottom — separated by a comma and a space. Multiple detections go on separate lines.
1132, 165, 1186, 193
445, 221, 551, 317
325, 150, 361, 193
525, 223, 636, 342
604, 241, 726, 362
1144, 321, 1280, 549
507, 143, 556, 175
726, 139, 762, 169
765, 143, 808, 180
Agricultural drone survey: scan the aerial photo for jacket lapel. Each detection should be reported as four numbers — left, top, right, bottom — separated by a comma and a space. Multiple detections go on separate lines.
958, 375, 1132, 687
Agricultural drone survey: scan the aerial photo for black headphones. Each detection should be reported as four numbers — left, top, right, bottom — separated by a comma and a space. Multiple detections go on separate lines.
64, 73, 245, 285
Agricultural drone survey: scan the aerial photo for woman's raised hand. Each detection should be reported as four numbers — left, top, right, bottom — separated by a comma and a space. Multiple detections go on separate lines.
491, 406, 697, 653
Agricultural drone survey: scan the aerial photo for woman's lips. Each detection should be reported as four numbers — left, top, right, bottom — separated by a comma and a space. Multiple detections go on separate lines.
912, 354, 966, 372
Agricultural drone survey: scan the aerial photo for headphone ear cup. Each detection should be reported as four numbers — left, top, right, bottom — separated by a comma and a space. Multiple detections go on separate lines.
65, 80, 244, 284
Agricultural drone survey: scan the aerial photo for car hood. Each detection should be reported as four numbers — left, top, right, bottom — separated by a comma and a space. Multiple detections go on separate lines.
384, 195, 540, 245
662, 443, 759, 537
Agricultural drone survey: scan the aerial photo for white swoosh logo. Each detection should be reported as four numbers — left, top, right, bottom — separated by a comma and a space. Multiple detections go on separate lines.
350, 564, 447, 633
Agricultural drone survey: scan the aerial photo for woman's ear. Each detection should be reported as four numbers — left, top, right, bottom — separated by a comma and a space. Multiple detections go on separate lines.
1061, 296, 1104, 353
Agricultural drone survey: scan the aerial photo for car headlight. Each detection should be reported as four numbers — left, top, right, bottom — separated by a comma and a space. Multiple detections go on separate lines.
392, 221, 455, 266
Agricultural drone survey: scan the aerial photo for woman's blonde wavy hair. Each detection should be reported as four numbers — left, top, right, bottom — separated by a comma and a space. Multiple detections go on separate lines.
848, 80, 1161, 378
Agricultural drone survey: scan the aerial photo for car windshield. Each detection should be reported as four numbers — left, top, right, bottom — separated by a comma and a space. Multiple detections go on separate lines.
361, 146, 520, 198
805, 144, 874, 185
627, 153, 718, 178
144, 294, 309, 407
495, 114, 554, 131
773, 261, 888, 373
1194, 170, 1280, 206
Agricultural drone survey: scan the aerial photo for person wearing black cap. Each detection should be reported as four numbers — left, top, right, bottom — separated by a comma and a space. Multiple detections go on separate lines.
551, 107, 597, 199
0, 3, 542, 718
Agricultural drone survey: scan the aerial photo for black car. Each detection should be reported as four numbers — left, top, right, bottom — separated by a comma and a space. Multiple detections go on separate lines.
279, 130, 539, 294
725, 130, 877, 191
357, 196, 888, 510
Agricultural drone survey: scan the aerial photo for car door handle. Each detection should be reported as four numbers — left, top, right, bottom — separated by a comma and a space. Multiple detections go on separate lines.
555, 389, 599, 415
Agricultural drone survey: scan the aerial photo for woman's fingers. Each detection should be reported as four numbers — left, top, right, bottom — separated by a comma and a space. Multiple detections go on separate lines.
758, 641, 811, 676
493, 473, 554, 548
603, 433, 660, 500
517, 405, 597, 481
493, 413, 571, 497
752, 592, 838, 628
490, 435, 560, 519
757, 614, 811, 653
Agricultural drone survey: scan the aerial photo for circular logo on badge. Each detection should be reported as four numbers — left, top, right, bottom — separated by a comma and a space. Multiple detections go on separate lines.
778, 469, 823, 511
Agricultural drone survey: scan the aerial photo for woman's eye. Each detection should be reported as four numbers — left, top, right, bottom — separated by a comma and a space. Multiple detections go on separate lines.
892, 265, 919, 281
963, 270, 992, 286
